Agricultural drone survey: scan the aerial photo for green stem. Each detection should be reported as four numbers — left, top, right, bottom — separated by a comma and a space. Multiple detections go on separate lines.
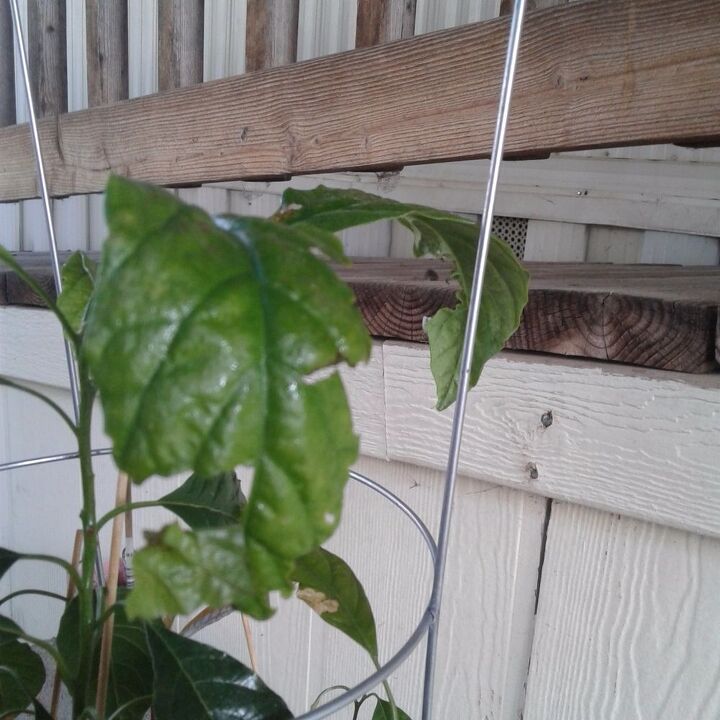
310, 685, 351, 710
95, 500, 162, 532
75, 363, 99, 718
0, 377, 77, 434
0, 247, 80, 348
16, 554, 82, 589
0, 588, 66, 608
372, 656, 399, 720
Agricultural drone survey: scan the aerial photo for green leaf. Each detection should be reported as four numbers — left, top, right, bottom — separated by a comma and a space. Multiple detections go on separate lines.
57, 251, 97, 333
159, 471, 245, 529
0, 616, 45, 718
86, 177, 370, 617
372, 698, 412, 720
57, 595, 153, 720
0, 550, 19, 581
33, 700, 54, 720
145, 624, 292, 720
291, 547, 378, 662
106, 605, 154, 720
279, 186, 529, 409
126, 524, 270, 620
84, 177, 369, 481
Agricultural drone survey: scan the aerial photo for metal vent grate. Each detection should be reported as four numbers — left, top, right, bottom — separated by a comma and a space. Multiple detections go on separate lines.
490, 216, 528, 259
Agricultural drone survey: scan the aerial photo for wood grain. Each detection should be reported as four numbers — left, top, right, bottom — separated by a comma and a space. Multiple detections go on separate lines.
3, 255, 719, 373
245, 0, 299, 72
27, 0, 66, 118
86, 0, 128, 107
383, 341, 720, 539
158, 0, 204, 92
0, 1, 15, 128
355, 0, 416, 47
1, 0, 718, 201
525, 503, 720, 719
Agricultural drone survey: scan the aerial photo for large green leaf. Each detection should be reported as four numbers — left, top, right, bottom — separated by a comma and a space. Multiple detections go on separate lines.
372, 698, 412, 720
0, 550, 18, 581
279, 186, 529, 409
126, 524, 269, 620
145, 624, 292, 720
291, 547, 378, 662
84, 177, 370, 617
84, 177, 369, 481
159, 471, 245, 529
57, 251, 97, 333
0, 616, 45, 718
57, 594, 153, 720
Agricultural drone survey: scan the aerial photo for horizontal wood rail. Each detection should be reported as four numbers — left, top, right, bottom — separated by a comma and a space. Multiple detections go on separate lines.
3, 254, 719, 374
0, 0, 718, 202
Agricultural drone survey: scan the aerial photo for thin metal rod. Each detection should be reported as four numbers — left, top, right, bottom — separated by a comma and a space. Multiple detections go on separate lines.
8, 0, 80, 423
0, 447, 113, 473
421, 2, 527, 718
8, 0, 104, 585
295, 470, 436, 719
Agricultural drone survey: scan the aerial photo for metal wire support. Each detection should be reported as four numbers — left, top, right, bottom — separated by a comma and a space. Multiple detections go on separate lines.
8, 0, 105, 586
421, 1, 527, 718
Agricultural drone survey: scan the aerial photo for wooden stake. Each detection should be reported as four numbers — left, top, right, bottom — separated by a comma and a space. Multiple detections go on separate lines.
95, 472, 129, 719
50, 529, 83, 717
241, 613, 258, 673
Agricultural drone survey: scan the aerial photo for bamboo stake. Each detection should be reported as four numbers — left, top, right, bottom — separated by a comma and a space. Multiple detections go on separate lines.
241, 613, 258, 673
50, 529, 83, 717
95, 472, 129, 719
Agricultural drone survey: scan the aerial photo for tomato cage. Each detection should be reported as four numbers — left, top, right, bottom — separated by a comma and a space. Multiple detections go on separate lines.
1, 0, 528, 717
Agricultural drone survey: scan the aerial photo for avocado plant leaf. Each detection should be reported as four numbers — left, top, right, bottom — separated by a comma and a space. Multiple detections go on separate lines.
278, 185, 529, 409
145, 623, 292, 720
57, 251, 97, 334
126, 524, 271, 620
0, 616, 46, 718
83, 177, 370, 617
159, 471, 245, 529
291, 547, 378, 662
0, 549, 19, 580
372, 698, 412, 720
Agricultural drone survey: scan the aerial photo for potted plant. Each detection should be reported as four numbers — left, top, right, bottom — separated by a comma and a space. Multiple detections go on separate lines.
0, 177, 528, 719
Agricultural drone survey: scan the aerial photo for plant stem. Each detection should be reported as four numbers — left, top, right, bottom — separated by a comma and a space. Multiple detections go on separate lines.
15, 554, 82, 589
0, 376, 77, 434
95, 500, 164, 532
74, 363, 99, 718
0, 588, 66, 607
372, 656, 399, 720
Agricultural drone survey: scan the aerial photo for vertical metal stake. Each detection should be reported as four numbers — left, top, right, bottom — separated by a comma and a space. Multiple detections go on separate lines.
8, 0, 105, 587
421, 1, 527, 718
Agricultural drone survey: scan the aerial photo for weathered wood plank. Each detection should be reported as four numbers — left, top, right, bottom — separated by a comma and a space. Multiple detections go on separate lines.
27, 0, 66, 117
524, 503, 720, 719
245, 0, 299, 72
1, 0, 718, 201
158, 0, 204, 92
2, 256, 719, 373
0, 1, 15, 128
86, 0, 128, 107
355, 0, 416, 47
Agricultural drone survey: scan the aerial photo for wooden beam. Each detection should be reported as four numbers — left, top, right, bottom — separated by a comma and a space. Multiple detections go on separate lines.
86, 0, 128, 107
27, 0, 66, 117
0, 0, 718, 201
0, 1, 15, 127
158, 0, 204, 91
3, 254, 718, 374
355, 0, 416, 47
245, 0, 299, 72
